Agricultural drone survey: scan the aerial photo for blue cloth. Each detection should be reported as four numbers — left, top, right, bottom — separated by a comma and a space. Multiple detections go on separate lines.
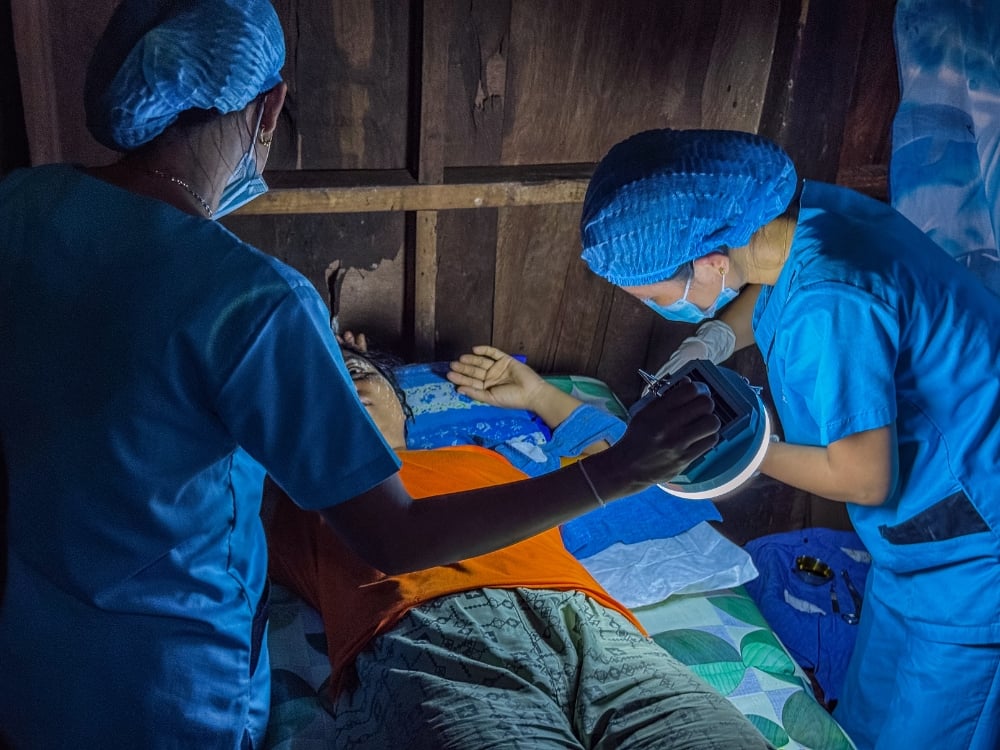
560, 485, 722, 559
753, 180, 1000, 744
891, 0, 1000, 297
0, 164, 399, 748
397, 362, 544, 451
539, 406, 721, 557
580, 128, 797, 285
85, 0, 286, 150
742, 528, 870, 703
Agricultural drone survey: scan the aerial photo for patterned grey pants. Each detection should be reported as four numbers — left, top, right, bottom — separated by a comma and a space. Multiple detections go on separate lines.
328, 588, 774, 749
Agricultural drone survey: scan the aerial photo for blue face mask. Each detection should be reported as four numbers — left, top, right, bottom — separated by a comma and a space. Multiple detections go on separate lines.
644, 272, 739, 323
215, 105, 268, 219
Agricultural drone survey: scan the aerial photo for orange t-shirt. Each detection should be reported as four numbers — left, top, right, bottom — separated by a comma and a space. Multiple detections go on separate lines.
266, 445, 642, 698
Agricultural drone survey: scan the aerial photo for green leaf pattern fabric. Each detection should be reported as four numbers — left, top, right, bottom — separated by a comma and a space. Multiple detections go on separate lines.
544, 374, 630, 420
634, 587, 857, 750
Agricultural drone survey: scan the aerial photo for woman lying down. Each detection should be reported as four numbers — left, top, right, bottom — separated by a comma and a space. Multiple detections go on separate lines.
262, 335, 774, 750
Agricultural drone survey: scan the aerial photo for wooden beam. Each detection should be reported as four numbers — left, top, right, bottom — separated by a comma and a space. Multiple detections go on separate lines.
413, 210, 439, 353
410, 0, 450, 358
10, 2, 61, 164
236, 159, 888, 217
236, 164, 595, 215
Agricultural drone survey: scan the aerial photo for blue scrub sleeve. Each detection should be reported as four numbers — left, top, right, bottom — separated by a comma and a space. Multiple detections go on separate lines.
215, 284, 401, 511
772, 281, 898, 445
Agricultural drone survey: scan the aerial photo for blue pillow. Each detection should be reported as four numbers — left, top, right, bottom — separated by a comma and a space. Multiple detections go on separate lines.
396, 362, 544, 450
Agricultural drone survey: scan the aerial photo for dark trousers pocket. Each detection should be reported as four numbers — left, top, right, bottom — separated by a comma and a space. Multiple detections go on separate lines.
879, 490, 989, 544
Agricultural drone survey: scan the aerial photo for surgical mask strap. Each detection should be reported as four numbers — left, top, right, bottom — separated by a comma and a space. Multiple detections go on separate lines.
214, 102, 270, 219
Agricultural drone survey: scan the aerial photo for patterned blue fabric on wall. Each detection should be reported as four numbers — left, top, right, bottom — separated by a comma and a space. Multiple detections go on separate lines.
891, 0, 1000, 296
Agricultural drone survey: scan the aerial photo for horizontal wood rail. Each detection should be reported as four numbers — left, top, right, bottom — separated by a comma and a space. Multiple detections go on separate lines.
237, 164, 594, 215
235, 163, 887, 216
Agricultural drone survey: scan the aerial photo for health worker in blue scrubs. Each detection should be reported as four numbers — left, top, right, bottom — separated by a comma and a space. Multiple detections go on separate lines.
579, 128, 1000, 750
0, 8, 721, 750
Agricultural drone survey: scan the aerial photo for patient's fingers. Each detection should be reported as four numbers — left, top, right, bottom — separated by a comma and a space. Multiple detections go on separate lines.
446, 363, 485, 389
337, 330, 369, 352
449, 349, 503, 380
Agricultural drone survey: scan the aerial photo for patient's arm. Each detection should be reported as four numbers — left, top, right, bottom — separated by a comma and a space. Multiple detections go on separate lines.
447, 346, 599, 445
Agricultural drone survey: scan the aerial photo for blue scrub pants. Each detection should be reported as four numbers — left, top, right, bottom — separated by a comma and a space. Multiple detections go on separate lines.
834, 590, 1000, 750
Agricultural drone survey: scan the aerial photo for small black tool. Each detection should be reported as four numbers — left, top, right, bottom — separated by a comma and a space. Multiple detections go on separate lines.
831, 580, 859, 625
842, 570, 863, 620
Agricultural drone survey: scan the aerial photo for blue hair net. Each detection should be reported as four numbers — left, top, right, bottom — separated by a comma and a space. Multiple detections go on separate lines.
580, 129, 798, 286
85, 0, 285, 151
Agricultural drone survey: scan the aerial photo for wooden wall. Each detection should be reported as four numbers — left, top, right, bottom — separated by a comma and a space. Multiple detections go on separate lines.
5, 0, 901, 538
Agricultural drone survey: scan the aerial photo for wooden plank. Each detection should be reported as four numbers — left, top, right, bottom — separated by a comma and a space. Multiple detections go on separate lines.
429, 0, 512, 362
593, 291, 658, 406
235, 156, 886, 217
237, 171, 592, 214
433, 209, 499, 359
700, 0, 781, 131
760, 0, 879, 181
0, 0, 30, 174
549, 243, 618, 375
838, 164, 889, 203
271, 0, 410, 170
443, 0, 512, 167
414, 0, 449, 184
410, 0, 451, 358
10, 0, 117, 166
412, 210, 439, 356
491, 203, 586, 372
836, 0, 898, 191
503, 0, 722, 163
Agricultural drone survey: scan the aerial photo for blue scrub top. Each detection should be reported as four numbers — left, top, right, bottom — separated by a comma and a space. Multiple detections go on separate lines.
0, 165, 401, 747
753, 181, 1000, 642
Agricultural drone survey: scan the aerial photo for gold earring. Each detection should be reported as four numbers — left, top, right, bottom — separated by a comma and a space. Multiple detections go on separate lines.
258, 131, 273, 147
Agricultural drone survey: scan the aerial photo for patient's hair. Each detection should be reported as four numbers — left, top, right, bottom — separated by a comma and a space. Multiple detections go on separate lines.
339, 342, 415, 427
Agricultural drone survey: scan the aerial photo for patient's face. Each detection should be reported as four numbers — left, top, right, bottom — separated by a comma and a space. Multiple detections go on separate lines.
342, 352, 407, 450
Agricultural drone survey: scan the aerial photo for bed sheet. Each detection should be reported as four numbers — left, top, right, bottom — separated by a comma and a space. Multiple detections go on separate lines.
263, 582, 855, 750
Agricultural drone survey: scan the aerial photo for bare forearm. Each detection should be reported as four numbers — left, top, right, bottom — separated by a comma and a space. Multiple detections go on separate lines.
323, 379, 721, 574
322, 449, 641, 573
760, 428, 893, 506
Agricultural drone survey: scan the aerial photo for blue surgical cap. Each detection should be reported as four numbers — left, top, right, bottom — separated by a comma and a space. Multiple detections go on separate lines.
85, 0, 286, 151
580, 129, 798, 286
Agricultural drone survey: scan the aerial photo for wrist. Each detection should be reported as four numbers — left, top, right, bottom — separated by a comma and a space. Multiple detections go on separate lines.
580, 444, 646, 504
530, 383, 582, 430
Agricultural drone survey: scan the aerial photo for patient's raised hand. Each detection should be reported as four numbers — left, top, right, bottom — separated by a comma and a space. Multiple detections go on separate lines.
337, 329, 368, 352
447, 346, 547, 413
448, 346, 592, 434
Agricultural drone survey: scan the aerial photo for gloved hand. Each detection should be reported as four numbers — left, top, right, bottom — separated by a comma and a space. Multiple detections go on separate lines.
645, 319, 736, 392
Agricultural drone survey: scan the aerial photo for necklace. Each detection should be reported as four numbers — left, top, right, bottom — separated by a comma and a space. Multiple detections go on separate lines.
146, 169, 214, 217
